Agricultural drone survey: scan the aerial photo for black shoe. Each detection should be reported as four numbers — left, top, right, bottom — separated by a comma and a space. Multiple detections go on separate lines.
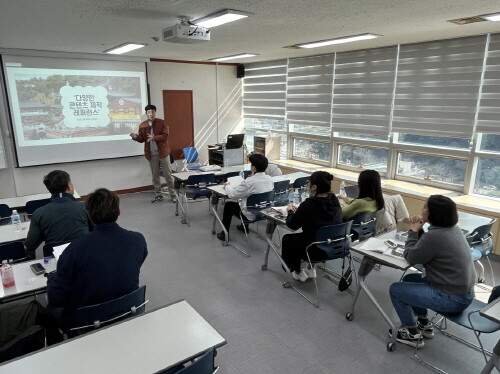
417, 319, 435, 339
216, 232, 227, 241
389, 327, 424, 348
236, 224, 249, 232
151, 195, 163, 203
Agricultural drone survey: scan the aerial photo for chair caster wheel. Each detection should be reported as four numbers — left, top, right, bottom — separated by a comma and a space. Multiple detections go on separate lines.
211, 230, 216, 235
478, 277, 485, 283
175, 212, 179, 216
283, 281, 290, 288
387, 342, 396, 352
346, 313, 354, 321
261, 264, 267, 270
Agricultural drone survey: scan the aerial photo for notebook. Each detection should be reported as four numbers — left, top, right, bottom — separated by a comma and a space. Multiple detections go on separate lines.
359, 237, 405, 259
227, 175, 244, 187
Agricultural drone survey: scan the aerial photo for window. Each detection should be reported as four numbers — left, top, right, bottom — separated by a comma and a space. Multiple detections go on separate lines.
244, 118, 286, 131
337, 133, 388, 142
337, 144, 388, 172
473, 157, 500, 198
244, 129, 288, 160
479, 134, 500, 153
397, 134, 470, 150
397, 153, 467, 186
289, 123, 330, 137
293, 138, 331, 163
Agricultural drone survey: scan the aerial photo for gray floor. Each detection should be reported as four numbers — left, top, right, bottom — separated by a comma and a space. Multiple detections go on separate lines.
116, 192, 499, 374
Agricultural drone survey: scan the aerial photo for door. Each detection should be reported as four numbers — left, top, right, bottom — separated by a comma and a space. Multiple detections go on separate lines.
162, 90, 194, 160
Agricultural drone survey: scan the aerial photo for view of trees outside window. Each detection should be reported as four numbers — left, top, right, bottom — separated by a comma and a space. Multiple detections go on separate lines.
480, 134, 500, 152
293, 139, 331, 162
397, 153, 467, 186
474, 157, 500, 198
398, 134, 470, 149
290, 123, 330, 137
337, 145, 388, 172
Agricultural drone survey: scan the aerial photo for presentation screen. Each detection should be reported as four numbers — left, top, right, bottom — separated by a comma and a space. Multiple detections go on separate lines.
2, 55, 148, 166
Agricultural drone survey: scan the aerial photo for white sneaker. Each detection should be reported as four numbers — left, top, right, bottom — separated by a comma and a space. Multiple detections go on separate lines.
302, 263, 317, 279
292, 270, 308, 282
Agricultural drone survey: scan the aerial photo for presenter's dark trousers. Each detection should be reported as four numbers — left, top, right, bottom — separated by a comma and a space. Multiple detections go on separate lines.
281, 233, 327, 273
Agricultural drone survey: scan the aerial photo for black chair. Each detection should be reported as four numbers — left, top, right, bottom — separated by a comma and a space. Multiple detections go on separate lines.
0, 241, 28, 263
0, 204, 12, 226
182, 174, 217, 226
350, 211, 377, 241
43, 241, 70, 257
221, 171, 240, 183
65, 285, 148, 337
467, 218, 496, 285
273, 180, 291, 207
173, 348, 218, 374
292, 176, 310, 189
242, 170, 252, 179
25, 198, 51, 219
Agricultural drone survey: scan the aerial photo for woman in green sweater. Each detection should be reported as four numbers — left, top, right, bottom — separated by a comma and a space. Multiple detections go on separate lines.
340, 169, 384, 221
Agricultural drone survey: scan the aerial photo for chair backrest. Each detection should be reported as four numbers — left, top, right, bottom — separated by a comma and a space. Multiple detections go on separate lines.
313, 221, 353, 260
43, 241, 70, 257
468, 218, 496, 244
292, 176, 310, 189
66, 285, 147, 335
183, 147, 199, 164
186, 173, 216, 187
488, 285, 500, 304
174, 348, 217, 374
222, 171, 240, 182
351, 211, 377, 241
0, 241, 27, 262
242, 170, 252, 179
25, 198, 51, 216
0, 204, 12, 226
245, 191, 275, 220
273, 180, 290, 206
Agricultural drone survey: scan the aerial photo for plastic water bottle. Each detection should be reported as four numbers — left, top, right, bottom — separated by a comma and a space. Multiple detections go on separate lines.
293, 188, 300, 205
288, 189, 295, 204
11, 210, 21, 232
301, 187, 309, 202
339, 181, 347, 198
1, 260, 15, 288
240, 170, 245, 180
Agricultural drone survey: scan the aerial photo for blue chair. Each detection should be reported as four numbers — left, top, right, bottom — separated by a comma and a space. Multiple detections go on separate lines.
172, 348, 218, 374
350, 211, 377, 242
0, 241, 28, 263
292, 176, 310, 189
467, 219, 496, 285
221, 171, 240, 183
25, 199, 51, 219
0, 204, 12, 226
182, 147, 203, 171
65, 285, 147, 337
414, 286, 500, 372
242, 170, 252, 179
273, 180, 290, 207
303, 221, 353, 308
182, 174, 217, 226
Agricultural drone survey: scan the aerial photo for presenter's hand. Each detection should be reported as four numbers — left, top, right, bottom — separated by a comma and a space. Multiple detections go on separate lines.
130, 133, 138, 140
409, 215, 424, 232
146, 134, 153, 143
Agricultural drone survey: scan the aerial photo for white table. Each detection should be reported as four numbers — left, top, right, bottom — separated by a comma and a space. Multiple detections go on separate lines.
0, 258, 54, 303
0, 191, 81, 211
0, 222, 30, 244
0, 300, 226, 374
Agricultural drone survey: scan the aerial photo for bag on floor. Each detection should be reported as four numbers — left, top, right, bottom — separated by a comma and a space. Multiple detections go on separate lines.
338, 254, 352, 292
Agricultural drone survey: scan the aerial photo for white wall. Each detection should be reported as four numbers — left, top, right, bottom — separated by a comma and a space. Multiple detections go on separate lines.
0, 59, 242, 198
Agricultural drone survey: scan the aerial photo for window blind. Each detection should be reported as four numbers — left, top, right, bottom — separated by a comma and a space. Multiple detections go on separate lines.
393, 35, 486, 138
243, 59, 287, 120
477, 33, 500, 135
332, 46, 397, 136
286, 54, 334, 127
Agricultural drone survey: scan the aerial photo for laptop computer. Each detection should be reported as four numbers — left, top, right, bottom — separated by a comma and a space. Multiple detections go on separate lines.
225, 134, 244, 149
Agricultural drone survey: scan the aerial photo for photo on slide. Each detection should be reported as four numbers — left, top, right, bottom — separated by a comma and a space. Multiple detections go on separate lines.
6, 68, 147, 146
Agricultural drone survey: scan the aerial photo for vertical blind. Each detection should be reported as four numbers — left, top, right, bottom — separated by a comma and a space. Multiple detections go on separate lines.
286, 54, 334, 127
332, 46, 397, 136
393, 35, 486, 138
242, 59, 287, 120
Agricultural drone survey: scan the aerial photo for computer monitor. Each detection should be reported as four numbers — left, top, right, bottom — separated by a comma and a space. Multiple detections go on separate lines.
225, 134, 245, 149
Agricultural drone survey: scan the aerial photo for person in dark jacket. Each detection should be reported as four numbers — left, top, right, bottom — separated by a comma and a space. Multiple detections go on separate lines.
281, 171, 342, 282
47, 188, 148, 326
25, 170, 92, 259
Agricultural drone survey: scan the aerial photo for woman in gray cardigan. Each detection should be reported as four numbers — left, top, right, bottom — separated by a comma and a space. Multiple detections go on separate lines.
389, 195, 475, 348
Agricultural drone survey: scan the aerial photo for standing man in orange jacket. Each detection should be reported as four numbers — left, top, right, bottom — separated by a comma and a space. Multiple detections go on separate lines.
130, 104, 175, 203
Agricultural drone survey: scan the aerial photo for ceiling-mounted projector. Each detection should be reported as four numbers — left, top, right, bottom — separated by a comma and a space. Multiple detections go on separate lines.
162, 24, 210, 43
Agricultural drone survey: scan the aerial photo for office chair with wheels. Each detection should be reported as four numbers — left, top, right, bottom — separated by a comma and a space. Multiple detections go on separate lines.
0, 204, 12, 226
350, 211, 377, 242
0, 241, 28, 263
182, 147, 203, 171
182, 173, 217, 226
25, 198, 51, 220
292, 176, 310, 189
171, 348, 218, 374
466, 218, 496, 285
414, 286, 500, 373
64, 285, 148, 337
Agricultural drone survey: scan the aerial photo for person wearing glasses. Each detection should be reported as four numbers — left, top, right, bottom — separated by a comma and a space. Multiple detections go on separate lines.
281, 171, 342, 282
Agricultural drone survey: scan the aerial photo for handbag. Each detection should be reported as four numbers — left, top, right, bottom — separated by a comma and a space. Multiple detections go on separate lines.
338, 254, 352, 292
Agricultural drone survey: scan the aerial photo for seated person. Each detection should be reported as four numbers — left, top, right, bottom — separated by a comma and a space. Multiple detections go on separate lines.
217, 154, 274, 241
281, 171, 342, 282
47, 188, 148, 326
265, 162, 282, 177
25, 170, 92, 259
389, 195, 475, 348
340, 169, 384, 221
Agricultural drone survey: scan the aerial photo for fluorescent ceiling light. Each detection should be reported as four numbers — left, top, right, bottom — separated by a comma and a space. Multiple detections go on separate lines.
193, 9, 250, 28
210, 53, 258, 62
296, 33, 380, 49
480, 12, 500, 21
104, 43, 147, 55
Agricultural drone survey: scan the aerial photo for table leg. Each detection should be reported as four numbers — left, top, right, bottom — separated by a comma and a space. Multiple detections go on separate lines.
480, 339, 500, 374
210, 194, 229, 246
262, 220, 278, 270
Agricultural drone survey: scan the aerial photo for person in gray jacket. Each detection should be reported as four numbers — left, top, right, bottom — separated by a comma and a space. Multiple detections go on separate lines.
389, 195, 475, 348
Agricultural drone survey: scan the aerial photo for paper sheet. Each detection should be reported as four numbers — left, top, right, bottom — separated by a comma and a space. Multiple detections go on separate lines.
53, 242, 70, 260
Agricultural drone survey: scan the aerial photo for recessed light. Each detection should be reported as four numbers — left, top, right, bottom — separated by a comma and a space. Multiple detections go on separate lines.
210, 53, 258, 62
193, 9, 250, 28
295, 33, 380, 49
104, 43, 147, 55
480, 12, 500, 21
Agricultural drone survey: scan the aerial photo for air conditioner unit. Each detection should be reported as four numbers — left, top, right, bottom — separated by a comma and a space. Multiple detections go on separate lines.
162, 24, 210, 43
